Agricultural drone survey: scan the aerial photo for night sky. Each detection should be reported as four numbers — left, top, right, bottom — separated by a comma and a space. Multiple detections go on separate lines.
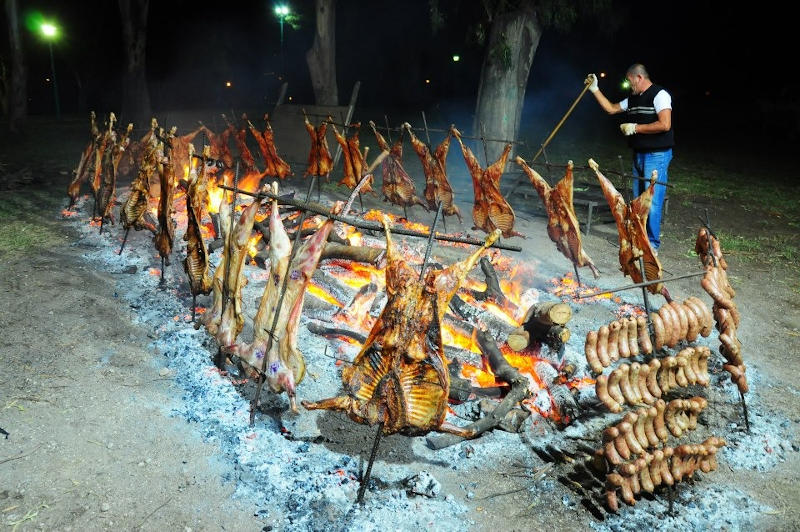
4, 1, 796, 146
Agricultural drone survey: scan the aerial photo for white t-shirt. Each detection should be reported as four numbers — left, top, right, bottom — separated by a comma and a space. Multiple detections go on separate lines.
619, 90, 672, 113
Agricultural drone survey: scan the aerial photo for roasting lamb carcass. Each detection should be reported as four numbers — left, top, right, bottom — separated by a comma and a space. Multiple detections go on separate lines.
369, 120, 427, 212
331, 121, 374, 193
589, 159, 668, 299
403, 123, 462, 222
119, 117, 158, 178
198, 123, 234, 169
215, 194, 263, 350
154, 128, 178, 263
67, 111, 102, 207
516, 157, 600, 277
239, 186, 343, 410
97, 123, 133, 225
303, 221, 501, 437
120, 130, 160, 234
169, 125, 205, 181
90, 113, 117, 216
452, 126, 521, 238
248, 115, 292, 179
303, 110, 334, 177
183, 144, 214, 296
224, 113, 259, 175
198, 199, 232, 336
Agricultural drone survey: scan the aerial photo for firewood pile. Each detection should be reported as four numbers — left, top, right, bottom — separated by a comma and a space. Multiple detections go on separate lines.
58, 108, 764, 524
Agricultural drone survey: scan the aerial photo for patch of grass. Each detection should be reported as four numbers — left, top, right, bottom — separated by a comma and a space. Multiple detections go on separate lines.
717, 232, 762, 254
0, 190, 67, 253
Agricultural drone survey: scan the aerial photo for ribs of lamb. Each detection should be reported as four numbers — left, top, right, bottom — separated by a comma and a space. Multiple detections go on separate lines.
589, 158, 668, 298
183, 144, 214, 296
516, 157, 600, 277
403, 123, 462, 222
303, 110, 334, 177
67, 111, 101, 207
452, 125, 521, 238
121, 129, 159, 234
369, 120, 427, 212
302, 220, 502, 437
248, 115, 292, 180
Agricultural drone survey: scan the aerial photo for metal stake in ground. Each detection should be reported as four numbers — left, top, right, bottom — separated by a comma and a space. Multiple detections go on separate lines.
420, 202, 443, 280
638, 256, 656, 348
119, 227, 130, 255
357, 420, 385, 504
216, 162, 240, 368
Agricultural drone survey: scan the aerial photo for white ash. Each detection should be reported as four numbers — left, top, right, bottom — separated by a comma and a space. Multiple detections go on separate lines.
405, 471, 442, 498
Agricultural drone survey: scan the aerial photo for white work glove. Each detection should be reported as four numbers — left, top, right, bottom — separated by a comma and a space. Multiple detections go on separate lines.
620, 123, 637, 136
585, 73, 599, 93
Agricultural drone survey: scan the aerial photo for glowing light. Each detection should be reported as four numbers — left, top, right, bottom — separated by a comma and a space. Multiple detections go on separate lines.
225, 81, 232, 87
621, 79, 631, 90
599, 72, 606, 78
40, 22, 58, 38
452, 55, 460, 62
274, 4, 290, 16
425, 79, 431, 84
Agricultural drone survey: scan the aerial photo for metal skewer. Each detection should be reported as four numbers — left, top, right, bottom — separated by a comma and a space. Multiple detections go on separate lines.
575, 271, 706, 299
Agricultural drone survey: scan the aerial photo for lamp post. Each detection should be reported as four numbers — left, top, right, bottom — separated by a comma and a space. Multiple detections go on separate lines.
274, 4, 290, 77
40, 21, 60, 119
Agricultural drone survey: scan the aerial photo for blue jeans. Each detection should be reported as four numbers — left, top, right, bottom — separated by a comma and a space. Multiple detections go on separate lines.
632, 149, 672, 250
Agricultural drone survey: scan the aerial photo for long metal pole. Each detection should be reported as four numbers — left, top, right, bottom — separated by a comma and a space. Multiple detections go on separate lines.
48, 42, 60, 119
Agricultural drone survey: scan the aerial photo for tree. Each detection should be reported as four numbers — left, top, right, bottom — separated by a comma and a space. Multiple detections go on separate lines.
306, 0, 338, 106
432, 0, 609, 161
118, 0, 151, 125
5, 0, 27, 132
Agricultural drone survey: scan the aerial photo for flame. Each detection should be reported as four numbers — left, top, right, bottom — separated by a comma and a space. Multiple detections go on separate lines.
332, 285, 379, 332
237, 172, 263, 194
246, 233, 262, 257
442, 323, 481, 354
362, 209, 430, 233
207, 177, 224, 214
549, 272, 621, 304
326, 260, 384, 290
460, 361, 498, 388
307, 282, 344, 307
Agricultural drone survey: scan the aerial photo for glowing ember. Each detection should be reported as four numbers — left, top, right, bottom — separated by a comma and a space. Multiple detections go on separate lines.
61, 209, 78, 217
362, 209, 430, 233
149, 268, 161, 276
615, 303, 646, 319
246, 233, 262, 258
307, 282, 344, 307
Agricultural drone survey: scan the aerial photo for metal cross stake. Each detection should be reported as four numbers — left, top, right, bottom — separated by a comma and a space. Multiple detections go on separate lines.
637, 256, 655, 347
119, 227, 130, 255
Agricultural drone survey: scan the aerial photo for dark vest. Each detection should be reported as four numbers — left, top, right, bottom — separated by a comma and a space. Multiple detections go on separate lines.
625, 84, 674, 152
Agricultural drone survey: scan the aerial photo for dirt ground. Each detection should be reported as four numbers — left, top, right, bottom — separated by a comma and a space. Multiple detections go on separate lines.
1, 113, 799, 531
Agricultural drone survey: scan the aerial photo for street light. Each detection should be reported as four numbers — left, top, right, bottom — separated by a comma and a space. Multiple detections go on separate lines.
274, 4, 290, 77
39, 21, 60, 119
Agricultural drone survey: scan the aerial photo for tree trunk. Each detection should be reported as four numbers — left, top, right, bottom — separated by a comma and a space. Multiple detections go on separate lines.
118, 0, 151, 125
5, 0, 27, 133
306, 0, 338, 106
473, 0, 540, 162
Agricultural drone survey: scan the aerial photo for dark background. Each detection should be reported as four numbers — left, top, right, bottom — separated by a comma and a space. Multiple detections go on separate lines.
3, 1, 798, 150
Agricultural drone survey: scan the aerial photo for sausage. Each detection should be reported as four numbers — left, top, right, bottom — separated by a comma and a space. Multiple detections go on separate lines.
652, 399, 668, 441
596, 374, 621, 413
617, 365, 638, 405
685, 297, 712, 337
612, 425, 632, 460
637, 363, 656, 404
696, 346, 710, 382
649, 312, 665, 351
606, 369, 626, 407
674, 356, 688, 387
682, 301, 700, 342
701, 274, 734, 309
646, 358, 662, 399
719, 333, 743, 365
729, 304, 741, 329
605, 487, 620, 513
638, 458, 655, 493
617, 318, 630, 358
629, 362, 643, 403
585, 330, 603, 375
658, 305, 677, 348
602, 427, 625, 464
658, 356, 676, 393
678, 347, 698, 385
636, 316, 653, 354
665, 399, 686, 437
723, 363, 749, 394
663, 303, 681, 347
607, 473, 635, 507
626, 317, 640, 357
597, 325, 611, 367
656, 448, 674, 486
622, 418, 644, 456
669, 301, 689, 341
607, 320, 621, 362
639, 406, 660, 446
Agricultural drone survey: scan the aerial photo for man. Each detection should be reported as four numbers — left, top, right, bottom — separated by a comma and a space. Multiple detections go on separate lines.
586, 65, 673, 252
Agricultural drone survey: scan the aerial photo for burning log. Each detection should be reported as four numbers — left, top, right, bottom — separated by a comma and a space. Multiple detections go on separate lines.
253, 221, 349, 246
507, 301, 572, 352
254, 242, 381, 267
426, 327, 532, 450
306, 321, 367, 345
